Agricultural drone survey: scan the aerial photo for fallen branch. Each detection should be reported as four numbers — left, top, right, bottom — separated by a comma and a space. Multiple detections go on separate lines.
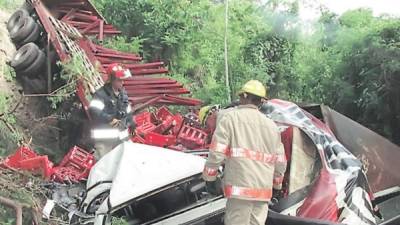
0, 94, 24, 118
0, 196, 23, 225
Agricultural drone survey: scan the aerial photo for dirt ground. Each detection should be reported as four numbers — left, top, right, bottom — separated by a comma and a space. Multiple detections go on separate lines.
0, 8, 63, 160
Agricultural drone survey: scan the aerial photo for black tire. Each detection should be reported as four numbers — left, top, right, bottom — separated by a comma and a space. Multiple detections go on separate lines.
7, 9, 29, 32
21, 2, 34, 14
10, 16, 37, 43
21, 76, 46, 94
18, 22, 40, 46
19, 50, 46, 77
11, 42, 39, 71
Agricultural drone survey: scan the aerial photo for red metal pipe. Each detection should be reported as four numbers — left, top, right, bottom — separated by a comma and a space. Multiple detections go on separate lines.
94, 45, 140, 57
99, 20, 104, 42
60, 8, 77, 21
132, 96, 164, 111
124, 62, 164, 69
57, 2, 86, 8
124, 84, 184, 89
126, 89, 190, 95
81, 29, 121, 34
131, 68, 169, 75
96, 57, 141, 65
123, 80, 177, 85
94, 53, 141, 61
81, 19, 100, 34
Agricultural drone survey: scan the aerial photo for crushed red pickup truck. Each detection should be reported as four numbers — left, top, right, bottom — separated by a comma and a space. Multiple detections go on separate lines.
3, 0, 400, 225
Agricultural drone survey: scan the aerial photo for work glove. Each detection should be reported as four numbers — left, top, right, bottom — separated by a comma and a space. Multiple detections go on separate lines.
109, 118, 121, 128
206, 178, 222, 196
272, 188, 284, 200
116, 110, 126, 119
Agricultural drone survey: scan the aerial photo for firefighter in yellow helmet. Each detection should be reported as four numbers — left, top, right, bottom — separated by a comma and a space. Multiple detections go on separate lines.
202, 80, 286, 225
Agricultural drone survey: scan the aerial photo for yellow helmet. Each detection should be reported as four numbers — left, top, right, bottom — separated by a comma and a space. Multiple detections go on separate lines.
237, 80, 267, 98
199, 106, 212, 125
198, 105, 220, 125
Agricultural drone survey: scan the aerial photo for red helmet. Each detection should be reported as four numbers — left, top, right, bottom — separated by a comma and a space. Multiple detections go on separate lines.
106, 63, 132, 79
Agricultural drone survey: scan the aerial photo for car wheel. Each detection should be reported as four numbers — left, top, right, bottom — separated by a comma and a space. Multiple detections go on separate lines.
11, 42, 40, 71
18, 22, 40, 46
10, 16, 38, 43
7, 9, 29, 32
19, 49, 46, 77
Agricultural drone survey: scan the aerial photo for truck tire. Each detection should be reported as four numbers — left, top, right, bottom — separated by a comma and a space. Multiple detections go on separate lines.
21, 76, 46, 94
21, 2, 34, 14
19, 50, 46, 77
11, 42, 39, 71
7, 9, 29, 32
18, 22, 40, 46
10, 16, 37, 43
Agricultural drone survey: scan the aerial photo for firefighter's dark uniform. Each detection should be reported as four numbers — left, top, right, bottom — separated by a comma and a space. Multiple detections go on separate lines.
89, 83, 135, 159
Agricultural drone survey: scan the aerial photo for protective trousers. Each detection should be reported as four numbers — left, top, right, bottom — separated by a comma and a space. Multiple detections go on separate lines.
224, 198, 269, 225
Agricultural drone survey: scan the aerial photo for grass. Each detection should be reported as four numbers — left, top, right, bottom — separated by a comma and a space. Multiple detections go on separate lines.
0, 0, 23, 11
1, 64, 16, 82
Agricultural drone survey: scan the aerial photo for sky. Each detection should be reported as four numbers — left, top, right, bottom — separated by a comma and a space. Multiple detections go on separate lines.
299, 0, 400, 21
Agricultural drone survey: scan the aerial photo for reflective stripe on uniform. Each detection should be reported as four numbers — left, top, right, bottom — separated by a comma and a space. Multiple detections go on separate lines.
229, 147, 280, 164
203, 166, 218, 177
209, 141, 230, 155
89, 99, 105, 110
126, 104, 132, 113
224, 185, 272, 200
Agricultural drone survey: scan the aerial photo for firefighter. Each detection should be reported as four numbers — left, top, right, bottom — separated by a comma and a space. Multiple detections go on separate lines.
199, 104, 220, 133
202, 80, 287, 225
89, 63, 136, 159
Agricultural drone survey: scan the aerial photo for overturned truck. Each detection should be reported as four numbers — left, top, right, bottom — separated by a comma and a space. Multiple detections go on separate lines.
5, 1, 400, 225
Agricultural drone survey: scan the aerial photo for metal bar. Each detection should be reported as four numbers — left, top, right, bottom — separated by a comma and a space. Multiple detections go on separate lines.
78, 39, 107, 75
60, 8, 76, 21
96, 57, 141, 65
94, 53, 142, 61
33, 1, 69, 61
123, 80, 177, 85
132, 96, 164, 112
131, 68, 169, 75
57, 2, 86, 7
123, 83, 183, 89
81, 19, 99, 34
99, 20, 104, 42
124, 62, 164, 69
82, 30, 121, 35
66, 12, 99, 22
126, 89, 190, 95
163, 95, 202, 105
47, 34, 52, 93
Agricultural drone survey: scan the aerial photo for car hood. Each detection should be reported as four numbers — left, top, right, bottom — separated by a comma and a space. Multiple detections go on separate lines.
86, 141, 205, 208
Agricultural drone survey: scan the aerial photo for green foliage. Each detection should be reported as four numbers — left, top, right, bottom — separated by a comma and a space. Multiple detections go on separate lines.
104, 36, 144, 55
47, 55, 88, 109
0, 92, 22, 156
1, 64, 16, 82
0, 0, 23, 11
94, 0, 400, 143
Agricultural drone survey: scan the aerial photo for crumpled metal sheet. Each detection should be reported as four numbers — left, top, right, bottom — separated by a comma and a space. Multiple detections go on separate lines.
321, 105, 400, 193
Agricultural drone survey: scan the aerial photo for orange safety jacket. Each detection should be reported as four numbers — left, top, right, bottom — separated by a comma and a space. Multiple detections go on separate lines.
202, 104, 286, 202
